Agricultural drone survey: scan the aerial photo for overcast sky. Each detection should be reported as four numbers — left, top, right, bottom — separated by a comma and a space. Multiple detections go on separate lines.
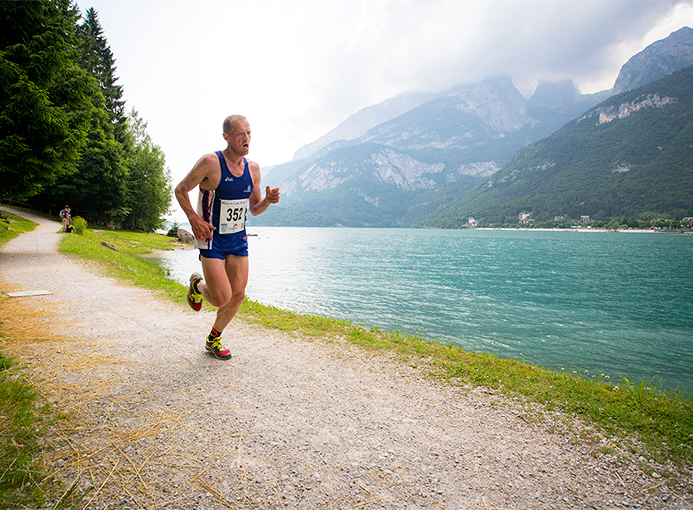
75, 0, 692, 217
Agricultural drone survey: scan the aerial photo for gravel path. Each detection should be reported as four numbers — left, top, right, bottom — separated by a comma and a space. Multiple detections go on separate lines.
0, 207, 690, 510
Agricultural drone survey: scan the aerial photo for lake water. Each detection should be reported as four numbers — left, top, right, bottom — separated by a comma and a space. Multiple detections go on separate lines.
155, 227, 693, 392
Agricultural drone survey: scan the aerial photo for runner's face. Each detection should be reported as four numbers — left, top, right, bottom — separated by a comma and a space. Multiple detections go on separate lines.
225, 120, 251, 156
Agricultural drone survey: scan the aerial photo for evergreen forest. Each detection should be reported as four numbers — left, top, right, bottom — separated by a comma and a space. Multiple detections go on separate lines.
0, 0, 171, 232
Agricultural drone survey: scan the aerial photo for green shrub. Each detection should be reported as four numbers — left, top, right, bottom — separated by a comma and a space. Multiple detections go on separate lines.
166, 222, 179, 237
71, 216, 87, 235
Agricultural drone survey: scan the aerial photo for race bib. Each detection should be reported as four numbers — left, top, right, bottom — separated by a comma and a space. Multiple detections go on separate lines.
219, 199, 247, 234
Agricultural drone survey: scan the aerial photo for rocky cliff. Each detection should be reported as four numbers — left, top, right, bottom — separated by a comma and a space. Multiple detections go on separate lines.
612, 26, 693, 94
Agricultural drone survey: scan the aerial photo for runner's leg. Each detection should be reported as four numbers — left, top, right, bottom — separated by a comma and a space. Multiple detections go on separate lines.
212, 255, 249, 332
198, 257, 232, 307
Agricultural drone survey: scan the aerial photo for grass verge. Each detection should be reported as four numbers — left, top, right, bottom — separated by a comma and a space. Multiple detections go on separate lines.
0, 350, 55, 509
0, 211, 57, 509
58, 226, 191, 304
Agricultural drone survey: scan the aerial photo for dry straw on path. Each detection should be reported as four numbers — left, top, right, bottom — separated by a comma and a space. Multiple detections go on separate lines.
0, 207, 690, 509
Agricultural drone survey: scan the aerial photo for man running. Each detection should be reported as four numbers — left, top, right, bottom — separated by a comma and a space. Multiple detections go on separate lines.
174, 115, 280, 359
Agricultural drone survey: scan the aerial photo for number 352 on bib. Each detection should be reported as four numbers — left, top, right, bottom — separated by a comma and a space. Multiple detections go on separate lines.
219, 199, 247, 234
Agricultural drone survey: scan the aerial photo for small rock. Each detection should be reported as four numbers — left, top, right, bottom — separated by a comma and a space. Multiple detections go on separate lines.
177, 228, 195, 243
100, 241, 119, 251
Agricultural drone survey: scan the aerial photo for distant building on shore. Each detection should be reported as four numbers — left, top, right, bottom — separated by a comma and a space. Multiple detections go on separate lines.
468, 217, 478, 227
581, 215, 591, 223
519, 212, 535, 224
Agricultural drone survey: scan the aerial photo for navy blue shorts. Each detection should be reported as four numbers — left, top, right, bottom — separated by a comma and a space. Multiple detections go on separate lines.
199, 242, 248, 260
197, 227, 249, 260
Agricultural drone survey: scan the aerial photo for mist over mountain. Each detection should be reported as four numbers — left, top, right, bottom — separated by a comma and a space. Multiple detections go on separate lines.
255, 28, 691, 228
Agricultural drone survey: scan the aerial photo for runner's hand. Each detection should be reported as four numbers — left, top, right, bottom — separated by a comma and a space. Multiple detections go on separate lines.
265, 186, 280, 204
190, 215, 216, 240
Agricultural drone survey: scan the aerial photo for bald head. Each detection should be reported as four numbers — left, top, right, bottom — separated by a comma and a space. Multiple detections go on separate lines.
223, 115, 247, 134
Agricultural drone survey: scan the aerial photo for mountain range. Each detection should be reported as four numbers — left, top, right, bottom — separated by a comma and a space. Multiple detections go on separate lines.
255, 27, 693, 227
423, 64, 693, 227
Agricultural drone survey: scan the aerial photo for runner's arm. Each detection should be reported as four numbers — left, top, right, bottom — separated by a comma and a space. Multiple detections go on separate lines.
174, 155, 218, 240
248, 162, 280, 216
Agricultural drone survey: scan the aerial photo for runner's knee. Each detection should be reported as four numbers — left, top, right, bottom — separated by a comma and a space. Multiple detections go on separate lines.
206, 286, 232, 307
226, 288, 245, 309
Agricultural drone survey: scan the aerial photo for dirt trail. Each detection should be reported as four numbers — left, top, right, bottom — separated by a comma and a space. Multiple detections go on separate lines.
0, 206, 689, 510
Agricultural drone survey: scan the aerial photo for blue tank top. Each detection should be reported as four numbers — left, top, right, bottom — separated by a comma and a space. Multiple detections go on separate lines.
195, 151, 254, 250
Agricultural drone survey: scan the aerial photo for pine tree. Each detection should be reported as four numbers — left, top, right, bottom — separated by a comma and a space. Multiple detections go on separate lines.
65, 94, 128, 225
12, 3, 172, 229
36, 7, 131, 225
0, 0, 95, 199
78, 7, 128, 145
37, 84, 128, 225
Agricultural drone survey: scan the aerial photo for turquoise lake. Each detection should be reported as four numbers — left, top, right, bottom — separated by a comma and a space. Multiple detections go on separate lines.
156, 227, 693, 392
